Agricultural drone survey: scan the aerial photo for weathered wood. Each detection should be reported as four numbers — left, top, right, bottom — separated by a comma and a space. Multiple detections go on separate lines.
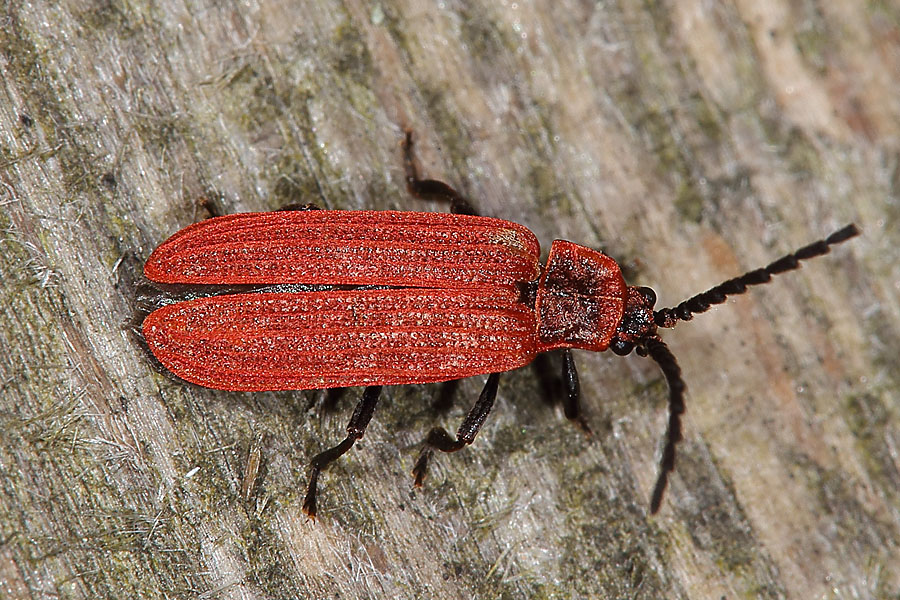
1, 1, 897, 598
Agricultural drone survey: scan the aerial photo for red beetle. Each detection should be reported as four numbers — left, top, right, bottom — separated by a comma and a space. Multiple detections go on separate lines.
142, 133, 859, 517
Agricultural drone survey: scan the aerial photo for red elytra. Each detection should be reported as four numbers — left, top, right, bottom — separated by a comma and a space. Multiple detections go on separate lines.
142, 210, 627, 390
141, 135, 859, 518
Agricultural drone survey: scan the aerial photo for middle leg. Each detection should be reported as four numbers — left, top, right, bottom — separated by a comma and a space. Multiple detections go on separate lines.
412, 373, 500, 486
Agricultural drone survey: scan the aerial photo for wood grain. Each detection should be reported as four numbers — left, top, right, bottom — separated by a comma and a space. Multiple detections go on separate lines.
1, 1, 897, 598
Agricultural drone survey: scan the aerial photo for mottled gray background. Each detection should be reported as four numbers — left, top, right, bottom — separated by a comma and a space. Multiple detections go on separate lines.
1, 1, 897, 598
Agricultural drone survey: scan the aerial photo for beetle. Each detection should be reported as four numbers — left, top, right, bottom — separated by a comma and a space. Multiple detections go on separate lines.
141, 132, 859, 517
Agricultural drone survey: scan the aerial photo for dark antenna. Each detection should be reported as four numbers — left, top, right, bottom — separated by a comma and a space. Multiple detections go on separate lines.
654, 224, 859, 329
645, 223, 858, 513
644, 338, 686, 514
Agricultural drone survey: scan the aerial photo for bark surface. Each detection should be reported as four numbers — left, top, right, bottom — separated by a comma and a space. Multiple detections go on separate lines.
1, 1, 897, 598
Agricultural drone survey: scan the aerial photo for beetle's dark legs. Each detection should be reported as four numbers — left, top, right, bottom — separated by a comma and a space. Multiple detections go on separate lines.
276, 202, 322, 212
403, 131, 478, 216
642, 338, 686, 514
412, 373, 500, 486
561, 349, 591, 434
302, 385, 382, 519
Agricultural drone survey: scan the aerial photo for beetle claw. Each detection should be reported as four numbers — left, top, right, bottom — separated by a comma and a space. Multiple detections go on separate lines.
412, 450, 432, 487
302, 469, 319, 520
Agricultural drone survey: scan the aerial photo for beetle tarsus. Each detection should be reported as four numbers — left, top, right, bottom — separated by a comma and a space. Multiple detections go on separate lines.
403, 131, 478, 215
412, 449, 433, 487
302, 469, 320, 519
301, 386, 382, 518
412, 373, 500, 485
411, 428, 469, 486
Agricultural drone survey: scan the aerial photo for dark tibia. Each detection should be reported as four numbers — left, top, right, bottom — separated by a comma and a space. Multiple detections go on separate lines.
654, 223, 860, 327
562, 349, 591, 434
302, 385, 382, 518
412, 373, 500, 486
433, 378, 462, 413
644, 338, 686, 514
402, 131, 478, 216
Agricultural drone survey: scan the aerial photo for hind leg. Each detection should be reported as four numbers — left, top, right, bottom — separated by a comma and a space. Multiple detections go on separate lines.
302, 385, 382, 518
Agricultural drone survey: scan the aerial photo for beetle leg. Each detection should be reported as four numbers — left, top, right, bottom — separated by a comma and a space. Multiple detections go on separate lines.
412, 373, 500, 486
432, 378, 461, 413
402, 131, 478, 216
302, 385, 382, 519
562, 349, 592, 434
276, 202, 323, 211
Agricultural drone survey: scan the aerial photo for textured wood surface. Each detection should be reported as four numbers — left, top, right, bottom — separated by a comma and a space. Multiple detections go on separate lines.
1, 1, 898, 598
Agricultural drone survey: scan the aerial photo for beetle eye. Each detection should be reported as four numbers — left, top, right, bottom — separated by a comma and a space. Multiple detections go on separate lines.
610, 338, 634, 356
638, 286, 657, 306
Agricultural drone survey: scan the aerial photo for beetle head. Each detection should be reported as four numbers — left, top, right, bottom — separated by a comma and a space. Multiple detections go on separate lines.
609, 286, 659, 356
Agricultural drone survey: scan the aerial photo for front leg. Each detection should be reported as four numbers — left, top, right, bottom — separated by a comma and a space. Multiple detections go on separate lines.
562, 349, 591, 434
